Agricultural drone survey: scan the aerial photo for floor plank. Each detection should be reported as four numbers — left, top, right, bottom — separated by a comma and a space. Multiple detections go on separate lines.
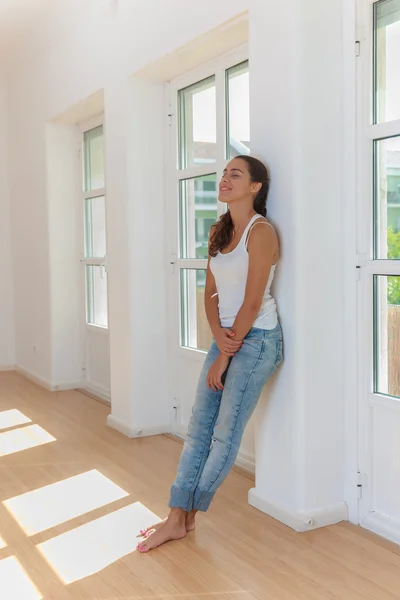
0, 370, 399, 600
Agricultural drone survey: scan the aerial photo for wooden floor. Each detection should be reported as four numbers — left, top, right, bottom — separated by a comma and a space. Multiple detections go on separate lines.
1, 372, 400, 600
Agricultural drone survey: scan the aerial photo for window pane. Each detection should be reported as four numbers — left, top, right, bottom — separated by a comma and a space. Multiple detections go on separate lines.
374, 0, 400, 123
180, 269, 212, 351
178, 77, 216, 169
226, 61, 250, 158
85, 196, 106, 258
84, 126, 105, 191
374, 275, 400, 398
374, 137, 400, 259
86, 266, 108, 328
180, 175, 217, 259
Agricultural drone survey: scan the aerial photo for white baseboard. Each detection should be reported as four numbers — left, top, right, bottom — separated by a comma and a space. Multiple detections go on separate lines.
81, 382, 111, 404
248, 488, 348, 532
16, 364, 53, 390
235, 448, 255, 475
15, 364, 83, 393
361, 512, 400, 546
0, 364, 15, 372
51, 380, 85, 391
107, 414, 170, 438
174, 424, 255, 475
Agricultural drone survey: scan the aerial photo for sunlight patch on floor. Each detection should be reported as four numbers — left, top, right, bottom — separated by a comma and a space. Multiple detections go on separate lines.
0, 409, 31, 431
3, 470, 129, 536
0, 425, 56, 457
0, 535, 6, 549
0, 556, 42, 599
38, 502, 161, 584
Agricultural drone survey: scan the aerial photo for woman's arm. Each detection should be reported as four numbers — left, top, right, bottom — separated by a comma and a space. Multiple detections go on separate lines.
204, 259, 221, 339
231, 224, 278, 341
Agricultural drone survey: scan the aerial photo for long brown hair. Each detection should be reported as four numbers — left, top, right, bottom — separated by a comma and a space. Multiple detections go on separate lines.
209, 155, 270, 257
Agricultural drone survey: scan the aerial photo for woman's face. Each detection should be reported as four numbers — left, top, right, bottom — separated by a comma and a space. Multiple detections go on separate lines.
218, 158, 258, 205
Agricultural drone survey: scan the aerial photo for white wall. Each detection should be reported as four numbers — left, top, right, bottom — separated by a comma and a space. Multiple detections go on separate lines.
4, 0, 356, 530
0, 83, 14, 368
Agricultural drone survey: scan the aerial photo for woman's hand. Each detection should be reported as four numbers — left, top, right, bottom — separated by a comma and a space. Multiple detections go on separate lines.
207, 354, 230, 391
214, 327, 242, 357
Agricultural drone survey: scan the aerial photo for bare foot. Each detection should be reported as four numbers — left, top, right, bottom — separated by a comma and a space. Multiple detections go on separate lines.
137, 517, 186, 552
185, 509, 197, 532
138, 511, 197, 538
137, 519, 166, 538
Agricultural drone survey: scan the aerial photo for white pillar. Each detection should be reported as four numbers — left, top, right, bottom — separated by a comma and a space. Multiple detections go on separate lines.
248, 0, 347, 530
105, 75, 169, 436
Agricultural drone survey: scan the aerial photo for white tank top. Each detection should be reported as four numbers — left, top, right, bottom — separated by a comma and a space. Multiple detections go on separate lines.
210, 214, 278, 330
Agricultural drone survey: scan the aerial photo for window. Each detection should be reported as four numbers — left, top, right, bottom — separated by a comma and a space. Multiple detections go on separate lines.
82, 125, 108, 329
170, 50, 249, 352
369, 0, 400, 397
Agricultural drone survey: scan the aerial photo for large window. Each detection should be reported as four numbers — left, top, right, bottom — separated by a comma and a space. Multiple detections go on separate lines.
82, 125, 108, 329
170, 52, 249, 352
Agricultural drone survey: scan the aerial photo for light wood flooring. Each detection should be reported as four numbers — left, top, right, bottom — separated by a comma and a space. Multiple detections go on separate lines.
1, 370, 400, 600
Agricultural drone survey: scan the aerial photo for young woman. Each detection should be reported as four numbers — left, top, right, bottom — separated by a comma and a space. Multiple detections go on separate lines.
137, 155, 282, 552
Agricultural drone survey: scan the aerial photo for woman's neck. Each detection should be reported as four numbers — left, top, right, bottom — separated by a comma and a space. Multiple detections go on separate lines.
229, 203, 256, 229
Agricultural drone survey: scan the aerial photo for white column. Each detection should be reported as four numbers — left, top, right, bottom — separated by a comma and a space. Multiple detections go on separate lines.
248, 0, 347, 530
105, 75, 170, 436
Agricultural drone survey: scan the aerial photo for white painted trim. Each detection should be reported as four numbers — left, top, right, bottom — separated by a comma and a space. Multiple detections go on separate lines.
0, 365, 15, 372
107, 414, 170, 438
51, 380, 85, 392
84, 382, 111, 404
361, 512, 400, 546
248, 489, 348, 533
235, 448, 255, 475
15, 365, 52, 390
15, 364, 84, 392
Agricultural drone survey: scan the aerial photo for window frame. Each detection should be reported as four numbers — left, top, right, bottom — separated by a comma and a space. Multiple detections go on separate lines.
356, 0, 400, 523
166, 45, 249, 359
78, 115, 109, 332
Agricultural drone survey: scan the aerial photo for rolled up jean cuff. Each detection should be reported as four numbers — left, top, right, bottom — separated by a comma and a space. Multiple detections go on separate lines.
168, 485, 194, 512
193, 489, 215, 512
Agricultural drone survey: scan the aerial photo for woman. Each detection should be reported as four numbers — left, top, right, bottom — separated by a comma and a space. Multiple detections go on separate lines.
137, 155, 282, 552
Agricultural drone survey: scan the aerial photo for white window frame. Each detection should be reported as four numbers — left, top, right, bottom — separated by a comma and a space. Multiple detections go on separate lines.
166, 45, 248, 361
356, 0, 400, 523
78, 114, 108, 333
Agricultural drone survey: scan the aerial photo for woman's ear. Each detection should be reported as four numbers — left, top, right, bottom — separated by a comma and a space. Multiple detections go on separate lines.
251, 182, 262, 195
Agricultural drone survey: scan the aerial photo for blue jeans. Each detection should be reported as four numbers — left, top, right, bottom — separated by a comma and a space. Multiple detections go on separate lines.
169, 324, 283, 512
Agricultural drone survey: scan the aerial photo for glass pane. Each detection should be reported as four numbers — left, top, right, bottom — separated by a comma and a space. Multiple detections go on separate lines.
84, 126, 105, 191
226, 61, 250, 158
374, 136, 400, 259
374, 275, 400, 397
85, 196, 106, 258
179, 174, 217, 259
374, 0, 400, 123
178, 77, 216, 169
180, 269, 212, 352
86, 266, 108, 328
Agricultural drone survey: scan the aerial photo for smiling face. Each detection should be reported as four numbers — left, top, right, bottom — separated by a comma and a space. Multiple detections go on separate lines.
218, 158, 261, 205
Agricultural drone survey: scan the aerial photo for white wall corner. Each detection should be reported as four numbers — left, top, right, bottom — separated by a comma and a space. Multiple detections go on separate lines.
15, 364, 83, 393
15, 364, 53, 391
248, 488, 348, 533
235, 448, 255, 475
361, 513, 400, 547
107, 414, 170, 439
